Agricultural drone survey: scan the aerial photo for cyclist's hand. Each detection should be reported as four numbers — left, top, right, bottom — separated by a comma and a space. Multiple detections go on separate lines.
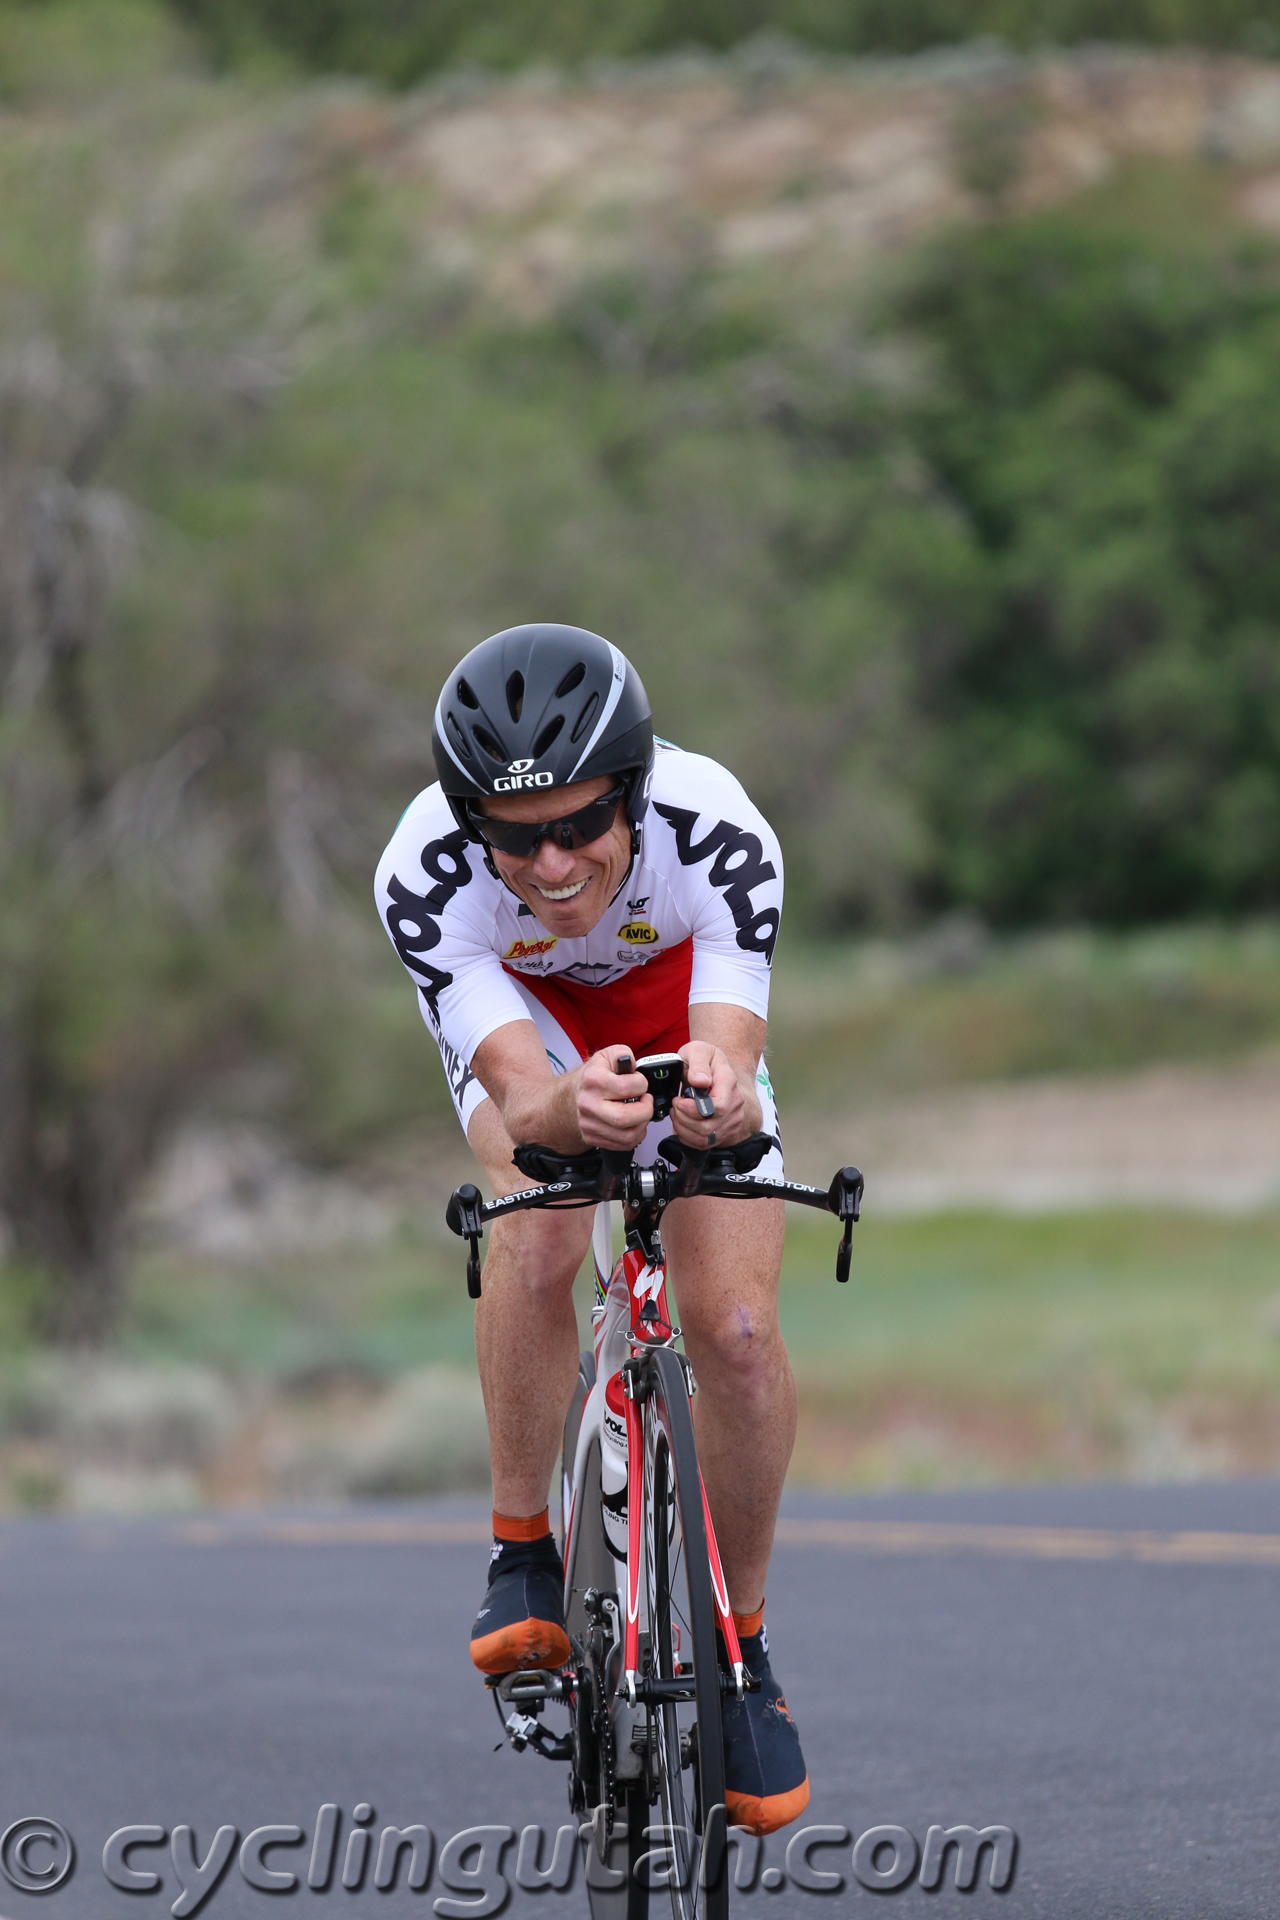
673, 1042, 743, 1149
576, 1045, 652, 1150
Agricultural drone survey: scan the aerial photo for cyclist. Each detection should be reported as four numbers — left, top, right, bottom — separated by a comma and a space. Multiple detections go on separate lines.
375, 623, 806, 1835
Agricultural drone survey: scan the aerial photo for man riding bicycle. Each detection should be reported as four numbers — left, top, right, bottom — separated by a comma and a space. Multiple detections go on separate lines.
375, 623, 807, 1835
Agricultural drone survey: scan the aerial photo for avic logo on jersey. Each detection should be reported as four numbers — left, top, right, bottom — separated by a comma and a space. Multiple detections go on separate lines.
616, 921, 660, 945
504, 935, 559, 962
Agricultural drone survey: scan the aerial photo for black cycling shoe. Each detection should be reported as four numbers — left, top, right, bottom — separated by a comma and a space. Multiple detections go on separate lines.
470, 1534, 571, 1675
720, 1623, 810, 1834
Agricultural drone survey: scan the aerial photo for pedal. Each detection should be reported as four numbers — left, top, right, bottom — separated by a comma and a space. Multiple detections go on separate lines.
501, 1710, 573, 1761
487, 1667, 569, 1710
485, 1669, 574, 1762
503, 1710, 541, 1752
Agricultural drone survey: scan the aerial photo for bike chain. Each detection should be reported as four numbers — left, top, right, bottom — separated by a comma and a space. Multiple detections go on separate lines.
594, 1680, 616, 1839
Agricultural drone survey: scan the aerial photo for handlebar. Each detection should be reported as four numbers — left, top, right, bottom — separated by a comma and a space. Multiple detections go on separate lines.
444, 1134, 864, 1299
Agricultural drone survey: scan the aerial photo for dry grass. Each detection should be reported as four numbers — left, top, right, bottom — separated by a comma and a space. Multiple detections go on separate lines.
778, 1207, 1280, 1487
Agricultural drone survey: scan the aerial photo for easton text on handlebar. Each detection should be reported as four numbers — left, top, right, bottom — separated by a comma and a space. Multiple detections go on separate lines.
444, 1135, 864, 1299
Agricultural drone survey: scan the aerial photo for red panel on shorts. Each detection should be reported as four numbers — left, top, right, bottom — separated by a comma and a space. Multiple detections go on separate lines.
503, 937, 693, 1062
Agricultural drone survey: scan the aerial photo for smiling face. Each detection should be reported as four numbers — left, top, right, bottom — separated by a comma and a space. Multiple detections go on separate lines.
479, 774, 634, 937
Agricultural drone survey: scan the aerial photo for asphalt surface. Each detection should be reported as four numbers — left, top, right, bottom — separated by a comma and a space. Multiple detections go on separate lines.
2, 1479, 1278, 1920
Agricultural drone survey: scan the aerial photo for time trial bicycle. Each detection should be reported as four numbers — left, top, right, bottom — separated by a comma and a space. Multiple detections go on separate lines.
446, 1059, 862, 1920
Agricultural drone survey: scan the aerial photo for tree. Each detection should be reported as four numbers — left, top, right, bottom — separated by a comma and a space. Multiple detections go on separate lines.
0, 350, 240, 1337
891, 216, 1280, 923
0, 116, 436, 1339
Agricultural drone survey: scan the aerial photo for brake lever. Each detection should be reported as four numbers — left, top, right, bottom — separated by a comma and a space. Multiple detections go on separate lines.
670, 1078, 715, 1194
445, 1182, 486, 1298
827, 1166, 864, 1283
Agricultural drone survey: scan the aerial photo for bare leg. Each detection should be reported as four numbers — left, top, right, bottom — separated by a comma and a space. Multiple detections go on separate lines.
664, 1194, 793, 1614
468, 1099, 594, 1519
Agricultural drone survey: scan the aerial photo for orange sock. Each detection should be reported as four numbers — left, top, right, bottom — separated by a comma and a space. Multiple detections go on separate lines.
492, 1507, 552, 1543
731, 1601, 765, 1638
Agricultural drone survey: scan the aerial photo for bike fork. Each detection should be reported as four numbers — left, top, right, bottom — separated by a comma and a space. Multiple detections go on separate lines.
623, 1376, 643, 1703
622, 1359, 745, 1704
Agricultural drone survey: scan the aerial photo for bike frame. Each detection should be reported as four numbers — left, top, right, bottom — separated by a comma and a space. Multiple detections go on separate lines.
448, 1136, 863, 1912
562, 1207, 746, 1707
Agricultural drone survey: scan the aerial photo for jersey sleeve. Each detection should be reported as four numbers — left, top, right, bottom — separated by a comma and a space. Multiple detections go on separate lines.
650, 754, 783, 1023
374, 789, 533, 1066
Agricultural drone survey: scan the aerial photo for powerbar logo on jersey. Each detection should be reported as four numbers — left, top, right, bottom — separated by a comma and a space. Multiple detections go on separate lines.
383, 828, 473, 1016
652, 803, 780, 964
616, 921, 659, 945
504, 934, 559, 962
493, 757, 554, 793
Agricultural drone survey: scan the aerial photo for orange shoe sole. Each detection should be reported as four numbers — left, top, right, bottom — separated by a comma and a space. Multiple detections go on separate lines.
470, 1619, 572, 1676
725, 1776, 810, 1836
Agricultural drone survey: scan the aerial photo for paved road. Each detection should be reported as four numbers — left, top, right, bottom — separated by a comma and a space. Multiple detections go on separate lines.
2, 1480, 1278, 1920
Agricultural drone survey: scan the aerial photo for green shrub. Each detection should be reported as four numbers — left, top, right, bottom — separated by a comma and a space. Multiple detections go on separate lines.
165, 0, 1280, 83
891, 217, 1280, 923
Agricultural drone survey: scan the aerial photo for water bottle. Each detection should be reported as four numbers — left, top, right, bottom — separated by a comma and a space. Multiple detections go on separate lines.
600, 1370, 629, 1561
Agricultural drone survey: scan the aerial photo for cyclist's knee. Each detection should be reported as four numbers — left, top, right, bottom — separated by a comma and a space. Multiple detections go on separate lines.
681, 1298, 785, 1398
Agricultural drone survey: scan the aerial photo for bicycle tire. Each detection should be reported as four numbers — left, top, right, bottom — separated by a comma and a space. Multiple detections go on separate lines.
562, 1353, 648, 1920
590, 1791, 650, 1920
645, 1346, 728, 1920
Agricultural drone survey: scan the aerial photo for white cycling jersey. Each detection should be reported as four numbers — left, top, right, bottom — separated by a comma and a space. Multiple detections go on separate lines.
374, 741, 784, 1146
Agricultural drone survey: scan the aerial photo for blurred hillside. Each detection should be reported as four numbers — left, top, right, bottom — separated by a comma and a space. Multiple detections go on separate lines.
1, 2, 1280, 1502
169, 0, 1280, 84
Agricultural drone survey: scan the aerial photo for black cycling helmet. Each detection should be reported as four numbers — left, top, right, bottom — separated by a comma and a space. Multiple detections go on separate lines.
432, 624, 654, 853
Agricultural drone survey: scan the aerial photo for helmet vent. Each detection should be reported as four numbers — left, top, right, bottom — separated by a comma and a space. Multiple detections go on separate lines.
570, 692, 599, 743
457, 678, 480, 709
446, 714, 473, 761
506, 672, 524, 723
533, 715, 564, 757
472, 724, 507, 762
555, 663, 586, 698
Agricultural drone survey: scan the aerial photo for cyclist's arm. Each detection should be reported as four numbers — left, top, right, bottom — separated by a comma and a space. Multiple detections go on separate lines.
470, 1020, 654, 1154
674, 1004, 767, 1149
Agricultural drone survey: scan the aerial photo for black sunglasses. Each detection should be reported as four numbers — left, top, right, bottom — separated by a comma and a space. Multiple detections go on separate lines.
467, 784, 626, 858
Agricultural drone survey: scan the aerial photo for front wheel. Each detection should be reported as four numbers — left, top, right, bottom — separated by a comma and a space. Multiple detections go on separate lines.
564, 1353, 648, 1920
644, 1346, 728, 1920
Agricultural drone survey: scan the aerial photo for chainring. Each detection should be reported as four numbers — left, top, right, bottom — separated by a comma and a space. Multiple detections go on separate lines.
572, 1632, 616, 1860
579, 1635, 617, 1858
